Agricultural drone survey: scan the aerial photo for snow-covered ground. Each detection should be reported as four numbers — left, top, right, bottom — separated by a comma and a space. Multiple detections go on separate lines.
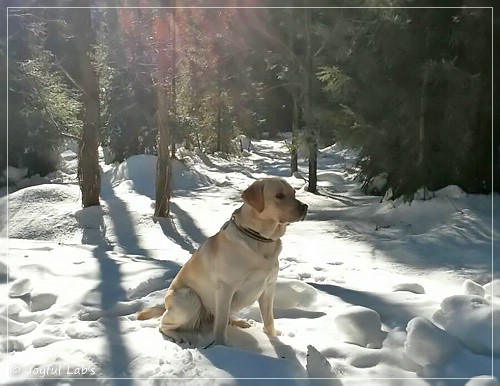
0, 139, 498, 385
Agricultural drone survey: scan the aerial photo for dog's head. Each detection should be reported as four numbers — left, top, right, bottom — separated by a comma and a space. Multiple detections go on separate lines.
241, 178, 308, 223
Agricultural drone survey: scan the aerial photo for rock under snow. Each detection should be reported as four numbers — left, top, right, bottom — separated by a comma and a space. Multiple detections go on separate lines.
0, 315, 38, 336
334, 306, 386, 348
392, 283, 426, 294
306, 344, 333, 378
2, 184, 81, 242
434, 185, 467, 199
9, 278, 33, 298
465, 376, 500, 386
438, 294, 500, 356
273, 280, 317, 309
3, 165, 28, 184
61, 150, 78, 161
463, 279, 486, 297
483, 279, 500, 298
404, 316, 459, 366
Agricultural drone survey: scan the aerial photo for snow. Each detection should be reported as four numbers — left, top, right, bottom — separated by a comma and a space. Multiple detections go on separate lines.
334, 306, 386, 349
434, 294, 499, 357
485, 279, 500, 298
404, 316, 459, 366
0, 138, 497, 385
306, 344, 333, 378
3, 166, 28, 184
463, 279, 486, 297
273, 280, 318, 309
392, 283, 426, 294
466, 376, 500, 386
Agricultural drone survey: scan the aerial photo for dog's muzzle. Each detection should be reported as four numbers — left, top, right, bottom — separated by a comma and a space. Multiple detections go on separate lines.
299, 203, 308, 221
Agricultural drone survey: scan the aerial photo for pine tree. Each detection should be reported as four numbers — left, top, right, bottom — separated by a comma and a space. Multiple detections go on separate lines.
72, 5, 100, 207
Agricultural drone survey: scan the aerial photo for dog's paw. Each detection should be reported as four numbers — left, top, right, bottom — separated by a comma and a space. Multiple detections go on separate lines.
230, 318, 252, 329
263, 326, 282, 337
159, 328, 191, 345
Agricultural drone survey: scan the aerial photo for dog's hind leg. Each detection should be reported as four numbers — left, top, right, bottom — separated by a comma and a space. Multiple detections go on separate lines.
159, 288, 204, 342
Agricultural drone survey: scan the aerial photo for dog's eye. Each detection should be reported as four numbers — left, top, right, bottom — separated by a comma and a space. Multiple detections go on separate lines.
275, 193, 284, 199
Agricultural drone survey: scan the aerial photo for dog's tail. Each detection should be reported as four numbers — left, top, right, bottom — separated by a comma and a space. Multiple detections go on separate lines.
136, 306, 166, 320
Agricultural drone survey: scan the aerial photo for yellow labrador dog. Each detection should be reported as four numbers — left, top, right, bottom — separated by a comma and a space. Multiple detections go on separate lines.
137, 177, 308, 346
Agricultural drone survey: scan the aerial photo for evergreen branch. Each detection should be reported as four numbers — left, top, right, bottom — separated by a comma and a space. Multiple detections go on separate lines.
28, 72, 81, 142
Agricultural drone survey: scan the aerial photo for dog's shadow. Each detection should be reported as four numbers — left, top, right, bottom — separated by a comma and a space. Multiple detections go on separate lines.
160, 323, 262, 352
160, 321, 304, 371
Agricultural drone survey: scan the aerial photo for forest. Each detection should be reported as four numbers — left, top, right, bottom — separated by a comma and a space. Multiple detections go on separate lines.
1, 1, 494, 210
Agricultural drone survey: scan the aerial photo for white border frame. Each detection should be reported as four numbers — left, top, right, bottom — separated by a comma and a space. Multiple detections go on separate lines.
4, 4, 495, 382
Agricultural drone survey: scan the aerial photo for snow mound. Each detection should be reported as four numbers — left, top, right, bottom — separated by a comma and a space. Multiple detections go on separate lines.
434, 185, 467, 199
435, 294, 500, 356
392, 283, 425, 294
173, 159, 215, 191
465, 376, 500, 386
0, 315, 38, 336
4, 165, 28, 183
29, 292, 58, 312
404, 316, 459, 366
320, 143, 348, 156
105, 154, 214, 198
273, 279, 317, 309
463, 279, 486, 297
367, 173, 387, 194
334, 306, 386, 348
61, 150, 78, 161
105, 155, 157, 197
13, 174, 51, 190
372, 186, 473, 235
2, 184, 81, 242
484, 279, 500, 298
9, 278, 33, 297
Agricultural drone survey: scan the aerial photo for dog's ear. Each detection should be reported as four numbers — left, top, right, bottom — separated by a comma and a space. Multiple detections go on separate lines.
242, 180, 265, 212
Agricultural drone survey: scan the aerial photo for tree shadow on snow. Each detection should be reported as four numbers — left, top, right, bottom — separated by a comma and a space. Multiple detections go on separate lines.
156, 202, 209, 254
93, 247, 132, 383
99, 175, 152, 257
74, 206, 133, 382
74, 182, 180, 383
307, 282, 418, 328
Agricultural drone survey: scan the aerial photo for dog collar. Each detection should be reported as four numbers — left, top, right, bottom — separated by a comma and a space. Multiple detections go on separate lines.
227, 216, 275, 243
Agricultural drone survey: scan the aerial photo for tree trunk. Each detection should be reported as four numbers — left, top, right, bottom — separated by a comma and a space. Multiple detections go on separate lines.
216, 70, 222, 152
418, 66, 428, 197
73, 5, 100, 208
154, 8, 173, 218
303, 6, 317, 193
417, 29, 431, 199
154, 85, 173, 217
290, 95, 299, 175
170, 5, 177, 160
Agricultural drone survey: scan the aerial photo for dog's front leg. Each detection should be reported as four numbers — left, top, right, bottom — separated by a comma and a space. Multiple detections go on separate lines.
258, 284, 277, 337
213, 282, 234, 346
